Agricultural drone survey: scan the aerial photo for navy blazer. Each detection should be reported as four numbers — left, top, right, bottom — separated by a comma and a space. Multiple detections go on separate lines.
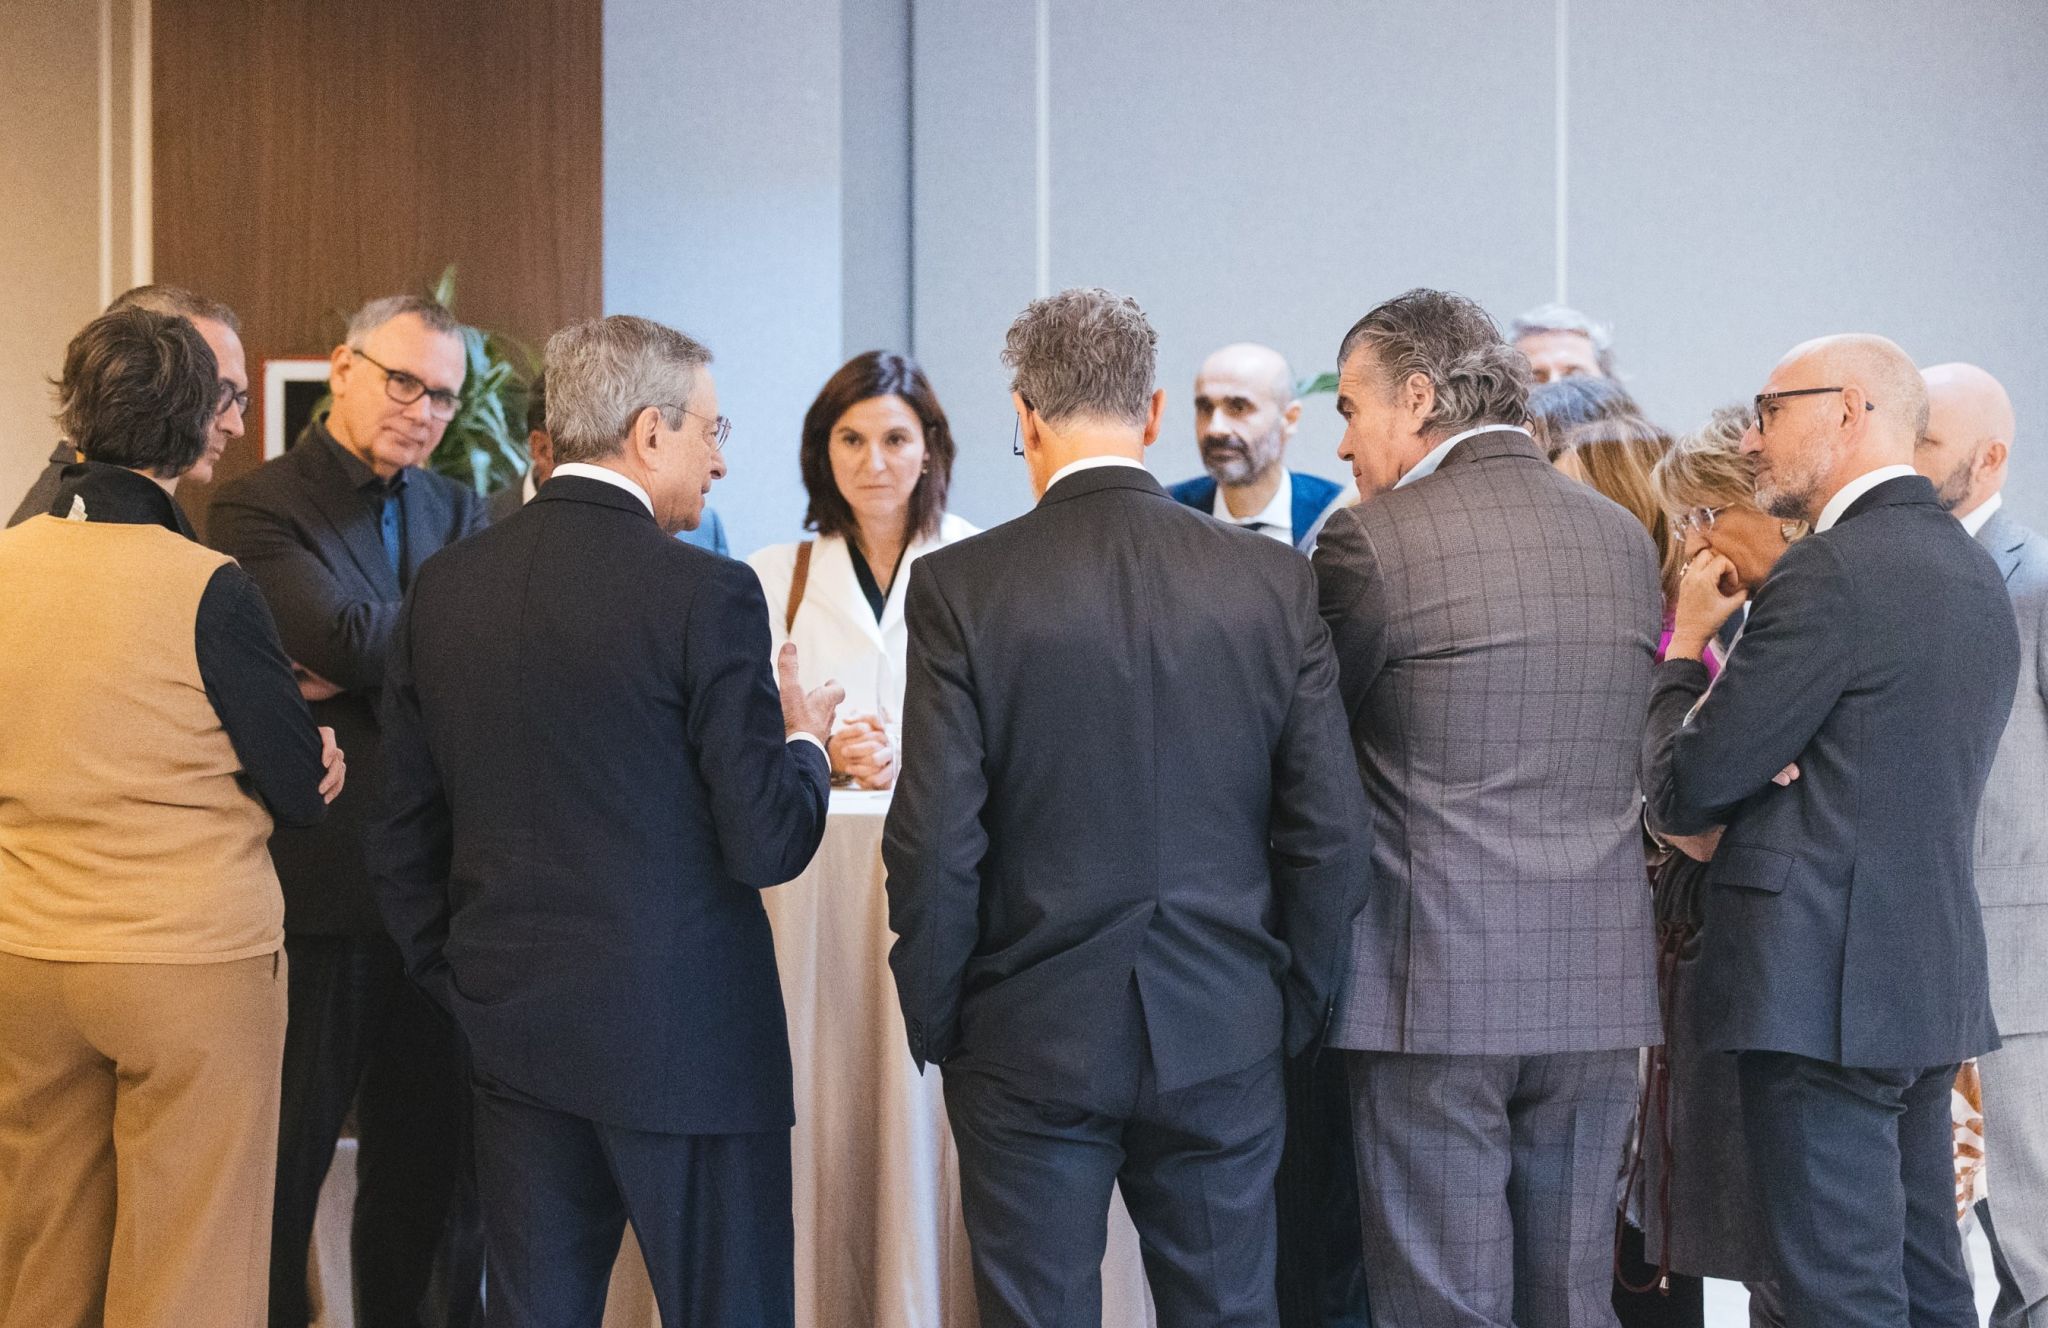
209, 424, 486, 934
1646, 475, 2019, 1068
1168, 469, 1346, 552
884, 464, 1370, 1105
372, 477, 831, 1134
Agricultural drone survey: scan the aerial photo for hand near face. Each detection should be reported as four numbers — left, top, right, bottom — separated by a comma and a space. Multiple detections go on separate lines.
1670, 549, 1747, 657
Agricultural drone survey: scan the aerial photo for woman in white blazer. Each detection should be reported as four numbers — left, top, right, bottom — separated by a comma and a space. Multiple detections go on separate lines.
748, 351, 977, 788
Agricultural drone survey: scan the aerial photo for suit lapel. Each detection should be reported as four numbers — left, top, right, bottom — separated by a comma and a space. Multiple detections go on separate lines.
299, 445, 402, 600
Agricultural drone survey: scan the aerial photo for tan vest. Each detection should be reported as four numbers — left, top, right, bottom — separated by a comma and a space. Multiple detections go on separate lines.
0, 516, 283, 962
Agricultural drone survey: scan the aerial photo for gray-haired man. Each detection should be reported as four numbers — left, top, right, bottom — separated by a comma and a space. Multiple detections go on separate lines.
1510, 302, 1616, 385
885, 287, 1370, 1327
209, 294, 487, 1328
1918, 362, 2048, 1328
1316, 289, 1663, 1327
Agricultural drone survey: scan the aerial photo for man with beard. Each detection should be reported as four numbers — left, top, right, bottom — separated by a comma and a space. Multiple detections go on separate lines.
1170, 343, 1346, 553
1916, 362, 2048, 1328
1648, 335, 2017, 1328
8, 285, 247, 527
209, 295, 487, 1327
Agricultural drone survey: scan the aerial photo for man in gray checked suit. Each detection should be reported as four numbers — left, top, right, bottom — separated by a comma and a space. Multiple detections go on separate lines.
1919, 361, 2048, 1328
1313, 289, 1663, 1328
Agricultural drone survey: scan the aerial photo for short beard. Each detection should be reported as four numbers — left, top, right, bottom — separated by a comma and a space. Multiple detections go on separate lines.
1931, 454, 1975, 513
1203, 429, 1284, 489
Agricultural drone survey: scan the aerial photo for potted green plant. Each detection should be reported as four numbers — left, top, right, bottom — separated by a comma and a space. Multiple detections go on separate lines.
422, 265, 538, 496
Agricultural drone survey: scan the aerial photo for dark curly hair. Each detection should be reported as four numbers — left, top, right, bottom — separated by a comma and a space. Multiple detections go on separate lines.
55, 306, 218, 478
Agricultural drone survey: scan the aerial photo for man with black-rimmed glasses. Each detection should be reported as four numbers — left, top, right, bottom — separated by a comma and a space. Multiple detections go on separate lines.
210, 294, 487, 1328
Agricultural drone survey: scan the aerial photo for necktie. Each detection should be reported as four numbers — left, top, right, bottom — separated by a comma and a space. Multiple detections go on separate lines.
380, 491, 402, 582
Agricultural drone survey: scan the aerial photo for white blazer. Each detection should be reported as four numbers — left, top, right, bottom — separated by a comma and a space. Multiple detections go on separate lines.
746, 512, 979, 722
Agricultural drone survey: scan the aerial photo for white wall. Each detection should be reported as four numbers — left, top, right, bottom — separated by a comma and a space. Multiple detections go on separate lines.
0, 0, 149, 513
909, 0, 2048, 532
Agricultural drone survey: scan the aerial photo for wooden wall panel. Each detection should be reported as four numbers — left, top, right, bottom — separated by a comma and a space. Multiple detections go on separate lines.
153, 0, 602, 526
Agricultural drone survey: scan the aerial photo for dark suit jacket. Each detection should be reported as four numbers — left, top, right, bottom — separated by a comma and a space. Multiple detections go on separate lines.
371, 477, 831, 1133
883, 463, 1370, 1106
1168, 469, 1346, 553
7, 442, 79, 528
208, 423, 486, 934
490, 477, 730, 554
1646, 475, 2019, 1068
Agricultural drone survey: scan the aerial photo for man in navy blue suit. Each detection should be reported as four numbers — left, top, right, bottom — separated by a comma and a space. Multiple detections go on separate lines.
1168, 342, 1347, 554
374, 314, 841, 1327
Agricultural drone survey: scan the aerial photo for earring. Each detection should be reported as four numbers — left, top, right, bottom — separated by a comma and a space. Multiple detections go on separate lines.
1781, 519, 1803, 541
921, 462, 930, 474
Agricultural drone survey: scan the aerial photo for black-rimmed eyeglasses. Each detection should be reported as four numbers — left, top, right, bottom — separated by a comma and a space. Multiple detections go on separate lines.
1753, 386, 1874, 436
352, 348, 463, 420
216, 380, 251, 418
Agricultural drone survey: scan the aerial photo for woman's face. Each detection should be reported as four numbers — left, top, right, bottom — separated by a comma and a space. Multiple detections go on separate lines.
1679, 501, 1791, 590
828, 394, 927, 543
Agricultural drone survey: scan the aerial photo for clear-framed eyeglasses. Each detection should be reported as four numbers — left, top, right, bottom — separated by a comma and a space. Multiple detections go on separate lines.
1672, 504, 1726, 539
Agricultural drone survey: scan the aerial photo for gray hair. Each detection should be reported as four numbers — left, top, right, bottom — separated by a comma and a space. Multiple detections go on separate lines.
1338, 288, 1530, 439
108, 284, 240, 334
542, 315, 712, 463
1002, 287, 1157, 429
1510, 302, 1617, 375
345, 294, 462, 348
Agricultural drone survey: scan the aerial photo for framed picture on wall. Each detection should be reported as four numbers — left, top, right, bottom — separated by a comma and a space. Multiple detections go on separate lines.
262, 357, 333, 460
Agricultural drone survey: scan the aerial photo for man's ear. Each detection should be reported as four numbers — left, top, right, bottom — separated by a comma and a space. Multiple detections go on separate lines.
327, 343, 352, 395
1403, 371, 1436, 429
1141, 388, 1166, 448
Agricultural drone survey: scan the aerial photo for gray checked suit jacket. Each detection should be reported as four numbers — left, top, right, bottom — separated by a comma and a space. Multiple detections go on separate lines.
1314, 427, 1665, 1055
1975, 505, 2048, 1036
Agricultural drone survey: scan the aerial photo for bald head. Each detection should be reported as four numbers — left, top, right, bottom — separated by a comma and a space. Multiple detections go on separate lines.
1748, 333, 1926, 523
1193, 342, 1301, 494
1916, 362, 2015, 517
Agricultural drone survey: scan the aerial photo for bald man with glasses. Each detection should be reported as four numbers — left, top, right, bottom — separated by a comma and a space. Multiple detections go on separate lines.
209, 294, 488, 1328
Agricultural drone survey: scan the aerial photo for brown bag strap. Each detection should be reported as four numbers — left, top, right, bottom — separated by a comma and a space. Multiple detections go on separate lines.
784, 541, 814, 635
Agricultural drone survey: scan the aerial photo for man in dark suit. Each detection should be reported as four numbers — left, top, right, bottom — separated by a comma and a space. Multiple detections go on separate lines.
490, 370, 729, 554
1918, 362, 2048, 1328
1649, 334, 2019, 1328
1168, 342, 1346, 554
208, 294, 487, 1328
9, 285, 248, 528
1315, 289, 1664, 1328
884, 287, 1370, 1328
374, 314, 838, 1327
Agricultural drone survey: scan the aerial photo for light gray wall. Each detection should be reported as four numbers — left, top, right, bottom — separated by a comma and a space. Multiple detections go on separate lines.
908, 0, 2048, 532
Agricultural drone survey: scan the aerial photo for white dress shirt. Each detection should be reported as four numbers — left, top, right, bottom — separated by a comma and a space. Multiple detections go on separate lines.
1394, 424, 1535, 489
1210, 470, 1295, 545
519, 469, 538, 505
550, 462, 653, 516
1046, 454, 1149, 490
1814, 464, 1919, 533
1959, 491, 2003, 538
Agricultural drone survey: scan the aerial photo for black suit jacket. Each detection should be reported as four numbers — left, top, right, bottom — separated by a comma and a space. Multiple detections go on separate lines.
7, 442, 79, 528
883, 464, 1370, 1106
372, 477, 832, 1134
1646, 475, 2019, 1067
208, 424, 486, 934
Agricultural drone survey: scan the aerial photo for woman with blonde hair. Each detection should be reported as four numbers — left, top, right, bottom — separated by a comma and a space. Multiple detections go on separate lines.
1628, 404, 1808, 1327
1553, 415, 1688, 658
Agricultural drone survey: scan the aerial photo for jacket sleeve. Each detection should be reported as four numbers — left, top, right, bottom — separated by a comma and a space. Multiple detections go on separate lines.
208, 488, 400, 694
1312, 507, 1392, 727
882, 557, 989, 1071
1646, 537, 1855, 835
682, 558, 832, 886
1269, 561, 1373, 1057
369, 593, 457, 1008
194, 563, 328, 828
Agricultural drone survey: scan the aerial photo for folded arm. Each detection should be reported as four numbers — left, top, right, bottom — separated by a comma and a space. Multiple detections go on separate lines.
209, 494, 400, 692
196, 563, 329, 827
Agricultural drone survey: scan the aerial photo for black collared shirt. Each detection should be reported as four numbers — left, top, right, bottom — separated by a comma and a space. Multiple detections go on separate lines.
308, 417, 410, 583
46, 463, 327, 826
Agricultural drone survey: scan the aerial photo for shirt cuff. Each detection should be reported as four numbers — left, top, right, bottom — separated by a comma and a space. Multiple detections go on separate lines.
787, 732, 828, 758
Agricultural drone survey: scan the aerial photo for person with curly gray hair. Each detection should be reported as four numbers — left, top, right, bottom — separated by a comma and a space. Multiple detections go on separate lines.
1315, 288, 1665, 1327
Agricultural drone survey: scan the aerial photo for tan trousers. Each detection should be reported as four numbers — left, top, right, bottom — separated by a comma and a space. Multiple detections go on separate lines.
0, 950, 287, 1328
